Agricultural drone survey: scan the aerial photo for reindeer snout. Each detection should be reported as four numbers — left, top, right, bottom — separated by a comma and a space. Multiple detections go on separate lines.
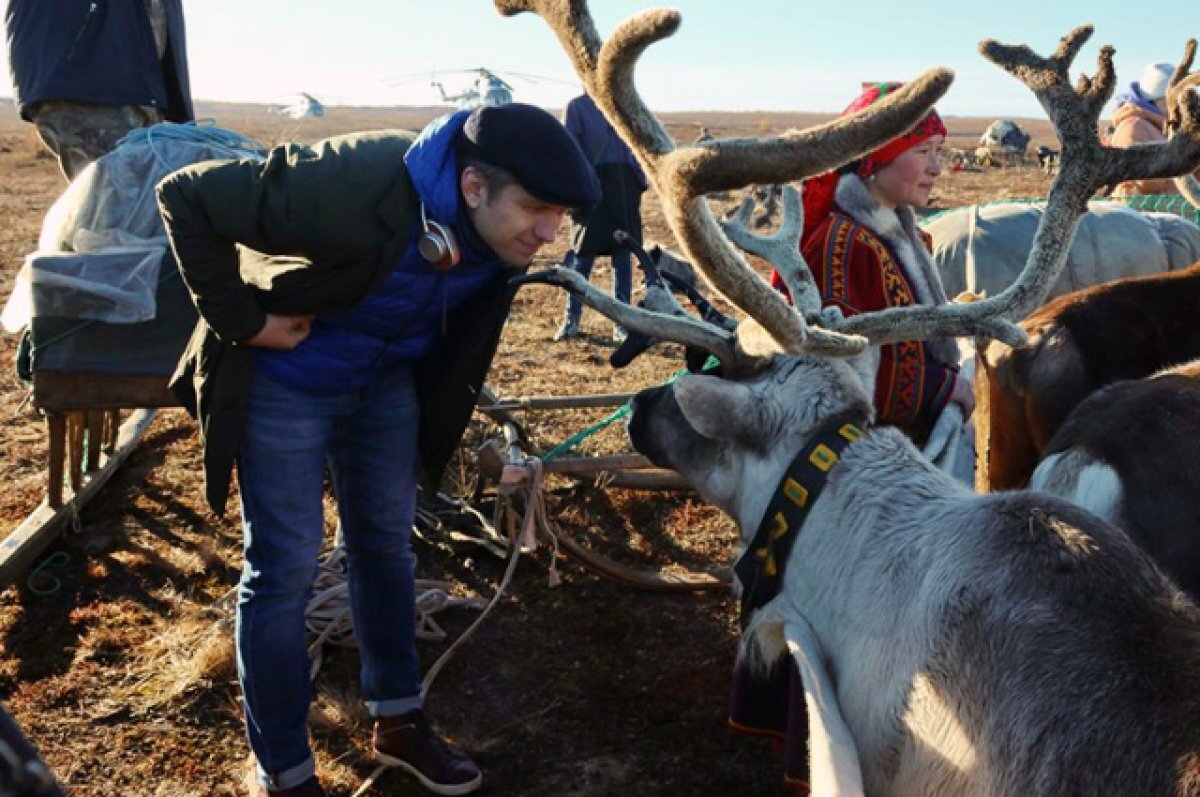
627, 385, 664, 441
627, 384, 676, 466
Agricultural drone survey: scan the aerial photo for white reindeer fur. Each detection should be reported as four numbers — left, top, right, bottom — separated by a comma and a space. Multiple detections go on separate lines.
760, 429, 986, 795
1030, 451, 1124, 525
671, 358, 986, 794
784, 617, 866, 796
632, 353, 1199, 796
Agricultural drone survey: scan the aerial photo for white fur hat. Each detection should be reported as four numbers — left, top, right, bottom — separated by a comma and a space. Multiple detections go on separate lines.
1138, 62, 1174, 101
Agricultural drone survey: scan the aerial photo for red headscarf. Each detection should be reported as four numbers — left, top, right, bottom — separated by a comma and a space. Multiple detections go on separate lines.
800, 82, 946, 248
770, 82, 946, 295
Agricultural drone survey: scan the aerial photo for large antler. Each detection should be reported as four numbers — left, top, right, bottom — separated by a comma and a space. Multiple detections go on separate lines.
1166, 40, 1200, 210
502, 2, 1200, 362
496, 0, 952, 366
829, 29, 1200, 346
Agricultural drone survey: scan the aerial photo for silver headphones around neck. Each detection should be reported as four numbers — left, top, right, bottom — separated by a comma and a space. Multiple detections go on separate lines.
417, 203, 462, 271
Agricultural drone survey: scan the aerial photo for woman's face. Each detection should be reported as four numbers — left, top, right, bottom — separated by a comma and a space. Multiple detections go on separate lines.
869, 135, 945, 209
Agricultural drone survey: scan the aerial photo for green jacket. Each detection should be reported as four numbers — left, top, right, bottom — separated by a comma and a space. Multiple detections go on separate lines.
158, 130, 517, 513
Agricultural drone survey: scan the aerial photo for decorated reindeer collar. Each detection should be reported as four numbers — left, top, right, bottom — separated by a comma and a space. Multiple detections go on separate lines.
734, 412, 867, 626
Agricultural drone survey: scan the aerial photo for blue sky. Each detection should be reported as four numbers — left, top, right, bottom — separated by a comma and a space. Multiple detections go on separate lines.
10, 0, 1197, 117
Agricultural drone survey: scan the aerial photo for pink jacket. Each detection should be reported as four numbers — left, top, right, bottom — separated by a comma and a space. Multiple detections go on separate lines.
1110, 102, 1180, 197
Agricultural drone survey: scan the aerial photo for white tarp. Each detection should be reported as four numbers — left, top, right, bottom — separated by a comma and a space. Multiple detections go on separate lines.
2, 123, 263, 331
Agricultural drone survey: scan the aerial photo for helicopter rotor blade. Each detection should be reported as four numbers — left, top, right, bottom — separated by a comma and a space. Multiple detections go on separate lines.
499, 70, 579, 87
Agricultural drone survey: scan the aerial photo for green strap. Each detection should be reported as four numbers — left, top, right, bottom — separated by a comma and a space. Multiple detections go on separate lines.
540, 355, 722, 462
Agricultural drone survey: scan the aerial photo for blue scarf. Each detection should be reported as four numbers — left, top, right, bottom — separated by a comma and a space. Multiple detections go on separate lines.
1115, 83, 1165, 116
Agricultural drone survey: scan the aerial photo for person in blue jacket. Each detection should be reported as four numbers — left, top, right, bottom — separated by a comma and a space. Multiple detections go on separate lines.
554, 92, 648, 342
5, 0, 192, 179
157, 104, 599, 797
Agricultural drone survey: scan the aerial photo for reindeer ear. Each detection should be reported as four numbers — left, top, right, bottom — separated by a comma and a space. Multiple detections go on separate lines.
673, 376, 760, 443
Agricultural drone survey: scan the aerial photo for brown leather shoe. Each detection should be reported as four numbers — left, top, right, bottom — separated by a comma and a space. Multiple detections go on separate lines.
373, 710, 482, 795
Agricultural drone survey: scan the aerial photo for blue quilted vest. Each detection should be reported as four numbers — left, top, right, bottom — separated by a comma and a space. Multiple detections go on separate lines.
254, 234, 501, 395
254, 109, 504, 395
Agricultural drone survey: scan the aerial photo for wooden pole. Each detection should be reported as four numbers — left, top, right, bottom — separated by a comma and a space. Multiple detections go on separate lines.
66, 411, 84, 493
605, 470, 692, 491
0, 410, 159, 589
478, 392, 635, 413
543, 453, 653, 474
85, 411, 104, 471
46, 413, 66, 509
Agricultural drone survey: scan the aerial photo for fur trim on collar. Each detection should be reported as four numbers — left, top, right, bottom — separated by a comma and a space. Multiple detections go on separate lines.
834, 174, 959, 363
834, 174, 947, 307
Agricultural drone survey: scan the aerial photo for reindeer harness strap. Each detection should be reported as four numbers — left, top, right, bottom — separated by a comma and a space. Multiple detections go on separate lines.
734, 414, 867, 625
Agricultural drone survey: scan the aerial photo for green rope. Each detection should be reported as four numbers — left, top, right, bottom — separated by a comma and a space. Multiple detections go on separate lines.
1116, 193, 1200, 223
26, 551, 69, 596
920, 193, 1200, 226
540, 404, 633, 463
540, 355, 721, 462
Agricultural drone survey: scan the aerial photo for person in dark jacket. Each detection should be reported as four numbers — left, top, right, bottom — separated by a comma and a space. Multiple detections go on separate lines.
5, 0, 193, 179
554, 92, 648, 342
156, 104, 599, 797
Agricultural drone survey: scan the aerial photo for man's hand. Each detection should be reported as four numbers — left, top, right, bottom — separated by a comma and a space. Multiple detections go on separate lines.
245, 314, 315, 349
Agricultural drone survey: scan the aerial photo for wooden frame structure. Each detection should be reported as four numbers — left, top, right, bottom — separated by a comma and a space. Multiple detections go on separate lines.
2, 377, 727, 592
0, 372, 177, 588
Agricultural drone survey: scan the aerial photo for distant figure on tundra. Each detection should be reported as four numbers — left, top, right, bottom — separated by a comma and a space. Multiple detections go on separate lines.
4, 0, 193, 180
1111, 62, 1183, 197
1036, 144, 1060, 175
158, 103, 599, 797
554, 92, 648, 342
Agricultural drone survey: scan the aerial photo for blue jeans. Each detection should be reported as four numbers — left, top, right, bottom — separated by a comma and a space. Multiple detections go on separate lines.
236, 364, 423, 789
562, 249, 633, 323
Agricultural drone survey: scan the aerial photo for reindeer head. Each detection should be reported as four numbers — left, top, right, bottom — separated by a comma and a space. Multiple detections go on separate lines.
499, 0, 1200, 527
629, 354, 877, 524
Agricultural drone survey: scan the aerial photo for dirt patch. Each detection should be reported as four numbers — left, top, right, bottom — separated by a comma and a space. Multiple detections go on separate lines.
0, 103, 1054, 796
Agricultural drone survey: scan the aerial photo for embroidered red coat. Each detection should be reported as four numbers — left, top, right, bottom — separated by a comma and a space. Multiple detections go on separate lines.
801, 208, 957, 439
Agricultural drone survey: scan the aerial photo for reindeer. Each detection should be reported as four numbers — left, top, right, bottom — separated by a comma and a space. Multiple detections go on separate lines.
974, 166, 1200, 493
496, 1, 1200, 793
1029, 358, 1200, 598
1036, 144, 1061, 175
925, 197, 1200, 303
976, 244, 1200, 493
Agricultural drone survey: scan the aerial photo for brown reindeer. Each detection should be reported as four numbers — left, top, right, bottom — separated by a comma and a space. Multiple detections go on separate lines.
976, 229, 1200, 491
975, 61, 1200, 492
1030, 358, 1200, 598
497, 0, 1200, 793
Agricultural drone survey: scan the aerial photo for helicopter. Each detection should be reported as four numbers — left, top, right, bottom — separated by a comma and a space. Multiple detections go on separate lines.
431, 68, 513, 109
385, 67, 576, 110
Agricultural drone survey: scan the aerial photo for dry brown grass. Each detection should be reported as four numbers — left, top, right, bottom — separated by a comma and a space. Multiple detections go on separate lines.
118, 605, 237, 711
0, 100, 1056, 796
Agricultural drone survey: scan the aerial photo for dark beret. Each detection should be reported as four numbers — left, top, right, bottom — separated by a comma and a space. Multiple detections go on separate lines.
457, 103, 601, 208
